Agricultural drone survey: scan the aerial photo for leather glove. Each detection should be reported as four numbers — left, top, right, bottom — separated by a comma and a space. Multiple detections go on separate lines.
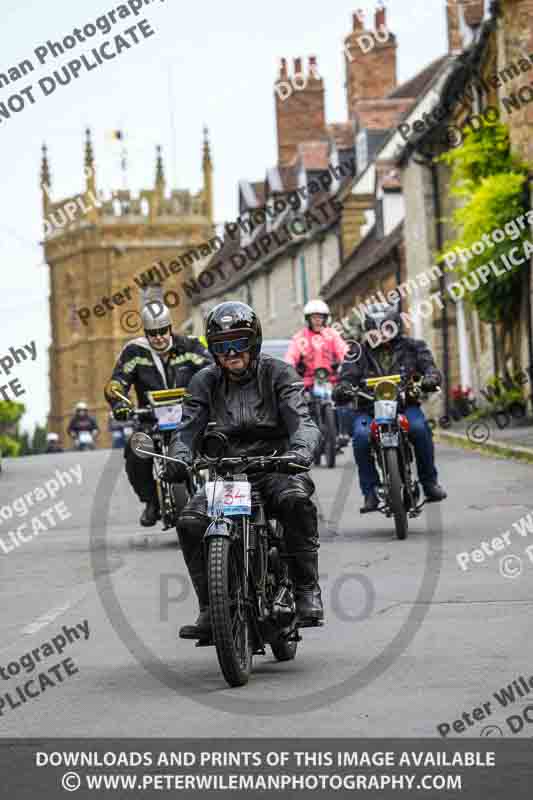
333, 382, 353, 403
113, 402, 132, 421
277, 451, 311, 474
296, 357, 306, 377
420, 376, 440, 393
163, 458, 190, 483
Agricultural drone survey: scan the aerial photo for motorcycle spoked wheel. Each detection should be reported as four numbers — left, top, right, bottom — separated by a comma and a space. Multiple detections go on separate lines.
324, 405, 337, 469
208, 537, 253, 687
384, 449, 408, 540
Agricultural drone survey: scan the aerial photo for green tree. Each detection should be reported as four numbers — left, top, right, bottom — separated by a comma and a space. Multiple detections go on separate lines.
438, 121, 530, 373
0, 401, 25, 457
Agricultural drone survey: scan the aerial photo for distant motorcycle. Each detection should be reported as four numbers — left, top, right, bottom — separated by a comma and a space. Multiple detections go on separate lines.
133, 429, 309, 688
307, 367, 337, 469
345, 374, 432, 540
73, 430, 96, 451
105, 381, 203, 532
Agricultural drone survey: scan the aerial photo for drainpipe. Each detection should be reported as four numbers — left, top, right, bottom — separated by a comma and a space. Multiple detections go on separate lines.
430, 161, 451, 418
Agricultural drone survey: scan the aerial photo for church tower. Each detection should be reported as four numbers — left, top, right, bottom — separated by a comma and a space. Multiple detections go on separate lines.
42, 129, 215, 447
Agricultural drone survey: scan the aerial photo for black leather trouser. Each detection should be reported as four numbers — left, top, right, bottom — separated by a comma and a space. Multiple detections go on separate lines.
124, 438, 157, 503
176, 473, 319, 606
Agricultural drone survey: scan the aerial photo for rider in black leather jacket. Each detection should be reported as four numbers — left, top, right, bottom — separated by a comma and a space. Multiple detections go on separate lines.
165, 301, 323, 640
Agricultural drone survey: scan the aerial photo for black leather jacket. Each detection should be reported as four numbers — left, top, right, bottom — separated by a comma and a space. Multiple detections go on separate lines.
338, 335, 442, 412
168, 354, 321, 463
108, 334, 212, 410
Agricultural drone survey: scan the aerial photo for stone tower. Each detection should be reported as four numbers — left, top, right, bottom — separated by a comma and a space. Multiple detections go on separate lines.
43, 128, 215, 447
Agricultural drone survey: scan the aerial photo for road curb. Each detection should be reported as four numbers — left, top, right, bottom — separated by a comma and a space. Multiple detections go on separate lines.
434, 429, 533, 465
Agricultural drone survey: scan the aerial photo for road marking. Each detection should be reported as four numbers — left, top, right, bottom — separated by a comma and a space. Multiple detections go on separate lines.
21, 602, 73, 635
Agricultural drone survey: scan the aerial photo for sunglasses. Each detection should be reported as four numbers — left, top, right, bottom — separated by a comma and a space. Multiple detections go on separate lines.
211, 337, 252, 355
146, 326, 171, 338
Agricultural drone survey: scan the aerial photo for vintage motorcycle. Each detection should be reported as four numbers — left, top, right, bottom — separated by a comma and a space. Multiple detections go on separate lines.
345, 374, 429, 540
307, 367, 337, 469
133, 430, 309, 688
105, 381, 201, 531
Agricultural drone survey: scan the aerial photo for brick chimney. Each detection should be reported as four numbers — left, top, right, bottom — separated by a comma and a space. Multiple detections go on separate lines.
275, 56, 326, 166
344, 5, 398, 121
447, 0, 485, 53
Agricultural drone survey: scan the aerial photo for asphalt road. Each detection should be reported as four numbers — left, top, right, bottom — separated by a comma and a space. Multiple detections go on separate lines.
0, 445, 532, 738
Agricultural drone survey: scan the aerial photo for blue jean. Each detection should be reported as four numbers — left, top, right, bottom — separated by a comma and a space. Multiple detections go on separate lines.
336, 406, 355, 437
352, 406, 438, 496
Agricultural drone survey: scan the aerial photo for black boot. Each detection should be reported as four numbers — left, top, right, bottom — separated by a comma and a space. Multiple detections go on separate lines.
140, 497, 160, 527
423, 482, 447, 502
360, 490, 379, 513
289, 551, 324, 627
177, 529, 211, 640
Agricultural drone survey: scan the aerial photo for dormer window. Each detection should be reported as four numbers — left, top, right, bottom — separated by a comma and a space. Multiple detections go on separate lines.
356, 130, 368, 175
330, 146, 341, 193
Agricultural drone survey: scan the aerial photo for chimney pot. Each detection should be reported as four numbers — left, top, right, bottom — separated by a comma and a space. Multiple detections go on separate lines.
375, 4, 386, 30
280, 57, 288, 79
353, 9, 365, 31
294, 57, 302, 74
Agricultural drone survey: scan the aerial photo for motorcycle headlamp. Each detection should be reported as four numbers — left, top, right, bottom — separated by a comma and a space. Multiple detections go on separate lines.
375, 380, 398, 401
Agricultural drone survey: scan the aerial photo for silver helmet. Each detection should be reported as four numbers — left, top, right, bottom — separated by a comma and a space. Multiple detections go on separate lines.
141, 301, 172, 332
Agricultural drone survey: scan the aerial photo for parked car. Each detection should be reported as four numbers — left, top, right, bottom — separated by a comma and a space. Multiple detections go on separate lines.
261, 339, 291, 361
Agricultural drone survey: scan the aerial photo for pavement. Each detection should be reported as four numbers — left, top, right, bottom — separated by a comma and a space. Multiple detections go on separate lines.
433, 416, 533, 462
0, 445, 532, 738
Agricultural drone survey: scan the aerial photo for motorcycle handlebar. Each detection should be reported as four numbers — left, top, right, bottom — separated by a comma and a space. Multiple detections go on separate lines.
193, 454, 311, 475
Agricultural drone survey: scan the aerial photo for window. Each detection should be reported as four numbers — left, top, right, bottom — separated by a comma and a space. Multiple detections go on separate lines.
300, 254, 309, 306
356, 130, 368, 175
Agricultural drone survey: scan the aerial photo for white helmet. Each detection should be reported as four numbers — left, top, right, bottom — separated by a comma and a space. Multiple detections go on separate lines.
304, 299, 330, 320
75, 401, 88, 412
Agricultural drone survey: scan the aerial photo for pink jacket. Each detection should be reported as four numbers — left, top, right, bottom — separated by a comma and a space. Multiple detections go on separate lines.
285, 327, 348, 388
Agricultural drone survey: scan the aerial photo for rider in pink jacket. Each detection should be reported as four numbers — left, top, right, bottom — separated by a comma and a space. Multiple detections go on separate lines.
285, 300, 348, 388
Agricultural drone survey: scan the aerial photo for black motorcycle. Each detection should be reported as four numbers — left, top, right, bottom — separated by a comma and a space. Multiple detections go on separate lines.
346, 374, 428, 540
105, 381, 201, 531
307, 367, 337, 469
133, 430, 309, 688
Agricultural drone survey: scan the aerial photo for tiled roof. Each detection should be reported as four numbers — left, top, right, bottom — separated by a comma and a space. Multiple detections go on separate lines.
387, 55, 449, 100
321, 222, 404, 301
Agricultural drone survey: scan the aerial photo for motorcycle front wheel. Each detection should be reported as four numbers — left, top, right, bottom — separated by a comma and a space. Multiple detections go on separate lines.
384, 448, 408, 540
208, 537, 253, 687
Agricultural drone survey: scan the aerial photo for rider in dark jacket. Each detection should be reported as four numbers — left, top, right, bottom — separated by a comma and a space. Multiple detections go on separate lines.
165, 301, 323, 640
334, 303, 447, 512
106, 302, 212, 526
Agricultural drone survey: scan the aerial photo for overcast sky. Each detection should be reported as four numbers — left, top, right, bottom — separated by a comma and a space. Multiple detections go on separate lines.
1, 0, 447, 432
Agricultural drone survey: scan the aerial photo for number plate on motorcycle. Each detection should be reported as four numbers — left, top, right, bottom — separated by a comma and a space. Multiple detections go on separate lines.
380, 432, 399, 447
154, 403, 182, 431
78, 431, 93, 444
206, 481, 252, 516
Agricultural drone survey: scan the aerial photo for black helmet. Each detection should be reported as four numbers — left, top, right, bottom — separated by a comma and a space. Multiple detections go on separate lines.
205, 301, 262, 360
362, 302, 401, 340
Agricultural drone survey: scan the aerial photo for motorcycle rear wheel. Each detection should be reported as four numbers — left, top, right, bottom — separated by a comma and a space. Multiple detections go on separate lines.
270, 636, 297, 661
384, 448, 408, 540
208, 537, 253, 687
324, 405, 337, 469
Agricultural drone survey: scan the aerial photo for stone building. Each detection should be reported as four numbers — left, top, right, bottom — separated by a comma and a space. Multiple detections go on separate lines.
189, 7, 417, 338
396, 0, 533, 413
43, 128, 215, 447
